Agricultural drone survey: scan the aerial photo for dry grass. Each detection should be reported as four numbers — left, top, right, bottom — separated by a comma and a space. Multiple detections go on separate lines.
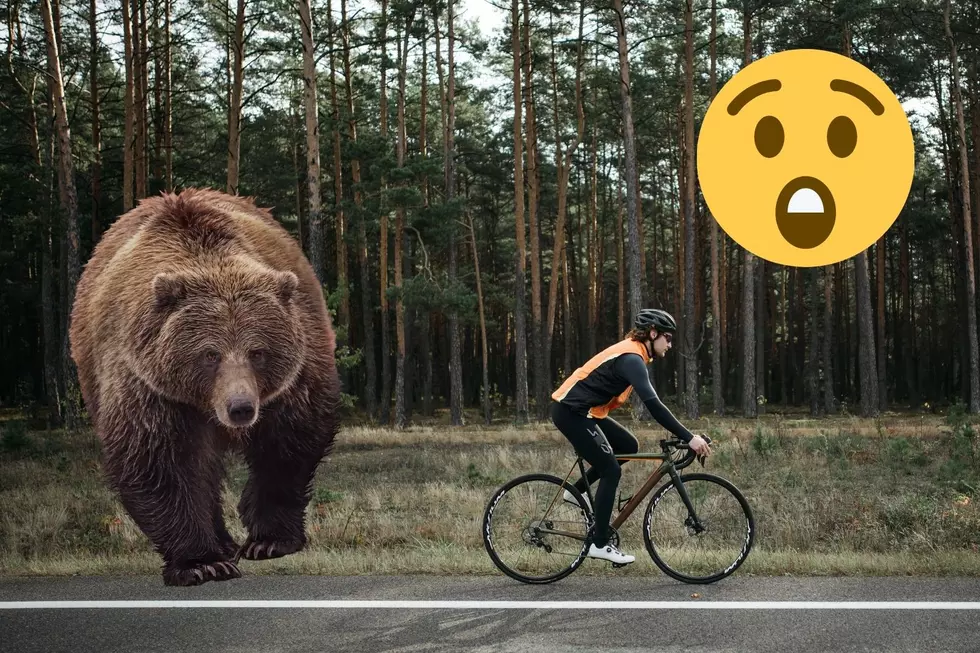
2, 410, 980, 578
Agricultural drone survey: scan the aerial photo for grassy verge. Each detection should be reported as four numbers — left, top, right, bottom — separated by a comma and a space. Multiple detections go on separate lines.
2, 409, 980, 577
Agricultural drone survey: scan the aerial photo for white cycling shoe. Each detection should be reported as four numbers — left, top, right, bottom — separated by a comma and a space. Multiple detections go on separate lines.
563, 488, 591, 512
587, 542, 635, 565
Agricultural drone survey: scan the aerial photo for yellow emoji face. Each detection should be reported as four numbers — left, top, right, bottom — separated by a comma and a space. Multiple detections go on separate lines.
697, 49, 915, 267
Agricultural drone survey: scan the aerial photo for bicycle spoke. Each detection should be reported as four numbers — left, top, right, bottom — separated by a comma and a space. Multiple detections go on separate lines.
643, 474, 754, 583
483, 475, 591, 584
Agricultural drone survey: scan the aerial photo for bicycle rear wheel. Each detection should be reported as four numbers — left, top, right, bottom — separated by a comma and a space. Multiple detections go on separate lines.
642, 472, 754, 584
482, 473, 592, 584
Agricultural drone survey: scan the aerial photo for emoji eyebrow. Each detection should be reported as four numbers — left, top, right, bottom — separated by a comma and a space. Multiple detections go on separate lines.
727, 79, 781, 115
830, 79, 884, 115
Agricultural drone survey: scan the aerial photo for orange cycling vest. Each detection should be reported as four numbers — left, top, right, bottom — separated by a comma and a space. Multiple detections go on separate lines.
551, 338, 651, 420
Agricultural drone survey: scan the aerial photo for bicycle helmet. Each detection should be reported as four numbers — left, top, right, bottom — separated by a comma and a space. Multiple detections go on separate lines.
634, 308, 677, 334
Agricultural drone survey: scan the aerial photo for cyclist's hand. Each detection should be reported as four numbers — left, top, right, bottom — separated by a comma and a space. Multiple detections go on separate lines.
689, 435, 712, 458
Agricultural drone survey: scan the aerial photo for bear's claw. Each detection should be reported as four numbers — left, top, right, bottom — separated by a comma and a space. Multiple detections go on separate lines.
236, 537, 305, 561
163, 560, 242, 586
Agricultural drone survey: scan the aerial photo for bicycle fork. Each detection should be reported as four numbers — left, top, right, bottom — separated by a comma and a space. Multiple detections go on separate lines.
665, 467, 707, 535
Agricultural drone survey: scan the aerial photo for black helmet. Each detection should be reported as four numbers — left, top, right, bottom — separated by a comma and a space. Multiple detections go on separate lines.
634, 308, 676, 334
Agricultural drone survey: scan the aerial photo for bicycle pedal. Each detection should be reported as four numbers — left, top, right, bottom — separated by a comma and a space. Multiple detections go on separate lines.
611, 562, 630, 569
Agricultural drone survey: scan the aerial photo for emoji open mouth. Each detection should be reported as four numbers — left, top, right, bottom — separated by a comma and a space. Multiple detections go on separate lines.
775, 176, 836, 249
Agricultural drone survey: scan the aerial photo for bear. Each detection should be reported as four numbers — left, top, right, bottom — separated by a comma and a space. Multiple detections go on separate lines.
69, 188, 341, 587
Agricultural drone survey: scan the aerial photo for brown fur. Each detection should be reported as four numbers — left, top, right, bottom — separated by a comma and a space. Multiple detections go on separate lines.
70, 188, 341, 586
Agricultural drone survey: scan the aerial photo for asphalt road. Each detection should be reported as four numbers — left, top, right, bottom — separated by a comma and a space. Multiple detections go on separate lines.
2, 574, 980, 652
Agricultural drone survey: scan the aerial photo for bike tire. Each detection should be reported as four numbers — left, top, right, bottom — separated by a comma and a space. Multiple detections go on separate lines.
482, 473, 592, 584
642, 472, 755, 584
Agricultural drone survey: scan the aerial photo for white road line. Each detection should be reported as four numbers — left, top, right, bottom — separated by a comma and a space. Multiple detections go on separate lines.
2, 600, 980, 610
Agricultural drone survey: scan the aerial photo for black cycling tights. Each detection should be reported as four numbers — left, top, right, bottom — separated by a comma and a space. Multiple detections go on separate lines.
550, 400, 638, 547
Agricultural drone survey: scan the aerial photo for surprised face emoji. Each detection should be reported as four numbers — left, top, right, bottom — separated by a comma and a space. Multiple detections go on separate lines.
697, 49, 915, 267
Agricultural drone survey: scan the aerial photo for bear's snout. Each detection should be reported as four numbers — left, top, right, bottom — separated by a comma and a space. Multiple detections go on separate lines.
227, 397, 256, 426
213, 361, 260, 429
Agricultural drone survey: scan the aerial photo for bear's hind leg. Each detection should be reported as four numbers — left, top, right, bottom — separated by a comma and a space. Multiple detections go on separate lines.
100, 408, 243, 586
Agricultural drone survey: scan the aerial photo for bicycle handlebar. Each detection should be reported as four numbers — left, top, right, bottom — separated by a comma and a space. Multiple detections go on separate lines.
660, 434, 712, 468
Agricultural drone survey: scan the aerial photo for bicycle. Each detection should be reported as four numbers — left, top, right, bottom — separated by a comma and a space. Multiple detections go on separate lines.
482, 435, 755, 585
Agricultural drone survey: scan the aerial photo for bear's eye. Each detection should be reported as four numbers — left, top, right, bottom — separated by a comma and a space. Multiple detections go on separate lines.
754, 116, 783, 158
204, 350, 221, 364
827, 116, 857, 157
249, 350, 267, 366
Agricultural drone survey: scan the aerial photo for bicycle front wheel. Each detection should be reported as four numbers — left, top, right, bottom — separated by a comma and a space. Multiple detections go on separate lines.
482, 473, 592, 584
642, 473, 754, 584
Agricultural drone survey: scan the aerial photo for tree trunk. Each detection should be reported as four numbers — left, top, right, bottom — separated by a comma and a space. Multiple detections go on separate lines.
378, 0, 391, 424
135, 0, 148, 200
612, 0, 648, 420
617, 152, 625, 337
521, 0, 546, 419
40, 0, 82, 429
466, 209, 491, 425
823, 264, 836, 413
393, 9, 414, 428
511, 0, 529, 424
299, 0, 323, 283
945, 0, 980, 412
563, 216, 574, 376
756, 260, 766, 408
612, 0, 641, 321
122, 0, 134, 211
445, 0, 463, 426
226, 0, 245, 195
587, 124, 599, 354
808, 268, 820, 415
328, 0, 348, 332
88, 0, 101, 247
9, 1, 61, 424
838, 24, 879, 417
876, 236, 886, 409
341, 0, 375, 418
709, 0, 722, 415
682, 0, 698, 418
163, 0, 172, 191
545, 0, 585, 394
855, 252, 879, 416
741, 3, 756, 417
898, 220, 914, 407
151, 0, 162, 188
971, 59, 980, 289
291, 98, 304, 252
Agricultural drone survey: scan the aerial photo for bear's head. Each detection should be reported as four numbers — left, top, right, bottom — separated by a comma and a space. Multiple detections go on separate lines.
142, 262, 307, 429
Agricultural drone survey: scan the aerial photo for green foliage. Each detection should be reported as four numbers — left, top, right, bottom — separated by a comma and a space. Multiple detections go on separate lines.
883, 437, 929, 472
939, 402, 980, 493
750, 426, 780, 458
314, 487, 345, 504
464, 461, 504, 487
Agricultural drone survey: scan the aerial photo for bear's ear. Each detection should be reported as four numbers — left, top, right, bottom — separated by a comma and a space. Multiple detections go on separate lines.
275, 271, 299, 305
152, 272, 189, 312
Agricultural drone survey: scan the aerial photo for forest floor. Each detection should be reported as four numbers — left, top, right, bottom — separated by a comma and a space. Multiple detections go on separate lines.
2, 407, 980, 578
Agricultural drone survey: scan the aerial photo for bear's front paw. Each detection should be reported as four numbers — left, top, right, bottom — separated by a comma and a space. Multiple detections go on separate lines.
163, 560, 242, 586
236, 536, 305, 561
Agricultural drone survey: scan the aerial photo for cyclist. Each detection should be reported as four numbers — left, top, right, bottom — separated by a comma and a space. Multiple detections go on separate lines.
550, 308, 712, 565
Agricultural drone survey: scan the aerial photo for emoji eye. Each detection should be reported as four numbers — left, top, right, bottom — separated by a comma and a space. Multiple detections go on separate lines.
754, 116, 783, 158
827, 116, 857, 157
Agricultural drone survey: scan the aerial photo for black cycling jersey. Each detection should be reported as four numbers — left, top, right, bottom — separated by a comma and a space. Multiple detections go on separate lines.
615, 354, 695, 443
558, 351, 694, 443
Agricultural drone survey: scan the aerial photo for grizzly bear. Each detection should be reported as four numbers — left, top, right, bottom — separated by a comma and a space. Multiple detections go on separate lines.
69, 188, 341, 586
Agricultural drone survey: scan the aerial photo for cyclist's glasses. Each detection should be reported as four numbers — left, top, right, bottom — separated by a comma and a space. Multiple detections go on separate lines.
661, 333, 672, 343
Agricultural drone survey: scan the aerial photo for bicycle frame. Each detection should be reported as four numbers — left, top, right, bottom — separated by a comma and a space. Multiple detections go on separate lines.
553, 445, 705, 538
